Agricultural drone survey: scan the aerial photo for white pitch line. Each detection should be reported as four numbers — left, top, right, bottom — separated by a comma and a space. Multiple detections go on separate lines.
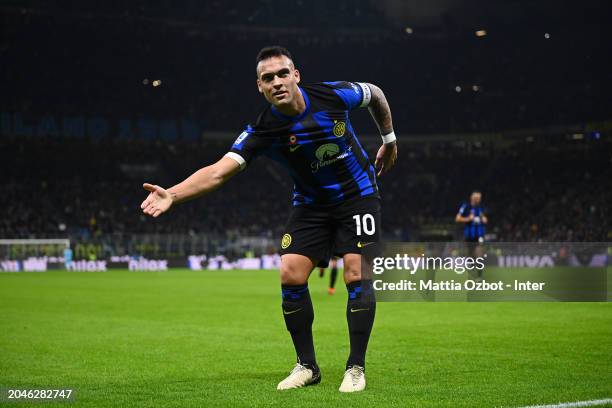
518, 399, 612, 408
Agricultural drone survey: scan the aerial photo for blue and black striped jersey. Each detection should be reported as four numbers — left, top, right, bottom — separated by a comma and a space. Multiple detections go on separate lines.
458, 203, 486, 240
226, 81, 379, 206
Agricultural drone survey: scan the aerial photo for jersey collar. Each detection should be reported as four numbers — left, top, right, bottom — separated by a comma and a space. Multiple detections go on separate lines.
270, 87, 310, 122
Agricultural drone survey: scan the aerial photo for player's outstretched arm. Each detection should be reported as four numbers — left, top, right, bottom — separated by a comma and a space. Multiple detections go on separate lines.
141, 156, 241, 218
366, 83, 398, 177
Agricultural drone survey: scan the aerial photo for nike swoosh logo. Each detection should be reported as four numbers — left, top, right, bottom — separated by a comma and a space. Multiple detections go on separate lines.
283, 308, 303, 315
350, 308, 370, 313
289, 145, 301, 152
357, 242, 373, 248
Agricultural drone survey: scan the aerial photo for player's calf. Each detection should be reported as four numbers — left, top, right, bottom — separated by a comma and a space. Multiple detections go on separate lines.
281, 284, 318, 368
345, 280, 376, 373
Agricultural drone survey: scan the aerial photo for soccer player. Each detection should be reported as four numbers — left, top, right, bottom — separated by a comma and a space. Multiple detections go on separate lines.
63, 245, 73, 270
456, 191, 488, 275
140, 46, 397, 392
318, 256, 339, 295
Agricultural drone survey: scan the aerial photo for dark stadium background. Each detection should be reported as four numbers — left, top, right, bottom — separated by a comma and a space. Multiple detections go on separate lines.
1, 2, 612, 407
1, 0, 610, 256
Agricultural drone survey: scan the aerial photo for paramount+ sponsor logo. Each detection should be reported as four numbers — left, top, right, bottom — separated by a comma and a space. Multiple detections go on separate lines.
311, 143, 352, 173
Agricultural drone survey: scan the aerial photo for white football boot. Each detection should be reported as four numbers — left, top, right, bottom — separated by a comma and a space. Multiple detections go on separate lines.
277, 363, 321, 390
338, 365, 366, 392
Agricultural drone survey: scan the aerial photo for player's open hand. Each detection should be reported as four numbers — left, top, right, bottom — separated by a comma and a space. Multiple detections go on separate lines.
375, 142, 398, 177
141, 183, 173, 218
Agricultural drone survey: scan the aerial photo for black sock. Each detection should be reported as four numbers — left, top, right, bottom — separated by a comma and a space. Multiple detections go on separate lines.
346, 280, 376, 369
281, 284, 317, 368
329, 267, 338, 289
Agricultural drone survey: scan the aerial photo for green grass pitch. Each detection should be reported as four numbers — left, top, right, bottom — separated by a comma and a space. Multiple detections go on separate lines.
1, 269, 611, 407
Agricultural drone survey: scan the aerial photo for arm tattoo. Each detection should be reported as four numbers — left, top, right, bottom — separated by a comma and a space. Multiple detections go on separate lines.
366, 83, 394, 135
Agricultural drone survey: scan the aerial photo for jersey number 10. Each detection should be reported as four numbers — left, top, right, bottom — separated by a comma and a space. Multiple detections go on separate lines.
353, 214, 375, 236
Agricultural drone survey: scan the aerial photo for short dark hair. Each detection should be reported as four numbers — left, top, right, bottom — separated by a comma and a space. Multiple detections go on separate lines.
255, 46, 293, 66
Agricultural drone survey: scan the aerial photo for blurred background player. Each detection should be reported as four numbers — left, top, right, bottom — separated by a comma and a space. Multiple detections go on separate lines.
63, 245, 73, 270
318, 257, 339, 295
456, 191, 488, 277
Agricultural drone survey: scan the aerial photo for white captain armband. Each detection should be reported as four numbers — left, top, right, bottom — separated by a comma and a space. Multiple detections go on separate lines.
356, 82, 371, 108
224, 152, 247, 170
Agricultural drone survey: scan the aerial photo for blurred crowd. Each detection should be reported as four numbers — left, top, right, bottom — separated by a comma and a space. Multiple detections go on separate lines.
3, 136, 610, 242
2, 2, 610, 244
2, 3, 610, 134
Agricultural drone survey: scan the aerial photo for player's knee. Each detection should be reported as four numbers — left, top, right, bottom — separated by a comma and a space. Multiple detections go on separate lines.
279, 255, 313, 285
343, 254, 362, 283
280, 263, 308, 285
343, 266, 361, 284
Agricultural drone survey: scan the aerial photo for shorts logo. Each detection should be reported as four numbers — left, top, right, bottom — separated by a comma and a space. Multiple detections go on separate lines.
281, 234, 292, 249
333, 121, 346, 137
357, 241, 373, 248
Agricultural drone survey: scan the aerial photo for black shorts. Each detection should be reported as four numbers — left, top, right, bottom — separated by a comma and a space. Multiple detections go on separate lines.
279, 196, 381, 267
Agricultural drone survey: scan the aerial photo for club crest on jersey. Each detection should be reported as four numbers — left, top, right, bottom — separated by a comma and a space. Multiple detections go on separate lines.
281, 234, 292, 249
333, 121, 346, 137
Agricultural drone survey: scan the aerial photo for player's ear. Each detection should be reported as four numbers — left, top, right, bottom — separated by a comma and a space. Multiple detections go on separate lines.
256, 78, 263, 94
294, 68, 301, 84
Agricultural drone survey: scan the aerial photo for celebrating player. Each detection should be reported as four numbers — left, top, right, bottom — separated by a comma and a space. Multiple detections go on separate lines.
140, 46, 397, 392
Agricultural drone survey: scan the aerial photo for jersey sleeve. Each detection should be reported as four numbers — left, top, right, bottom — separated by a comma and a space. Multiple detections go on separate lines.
324, 81, 372, 110
225, 125, 272, 170
458, 203, 469, 216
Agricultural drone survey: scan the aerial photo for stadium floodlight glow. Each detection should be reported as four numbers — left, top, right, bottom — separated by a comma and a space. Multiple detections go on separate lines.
472, 85, 480, 92
544, 33, 551, 39
475, 29, 487, 37
455, 86, 462, 93
142, 78, 149, 85
152, 80, 162, 87
405, 27, 413, 34
572, 133, 584, 140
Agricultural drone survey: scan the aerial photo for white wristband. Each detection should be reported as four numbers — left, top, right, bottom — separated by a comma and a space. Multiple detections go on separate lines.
381, 131, 396, 144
